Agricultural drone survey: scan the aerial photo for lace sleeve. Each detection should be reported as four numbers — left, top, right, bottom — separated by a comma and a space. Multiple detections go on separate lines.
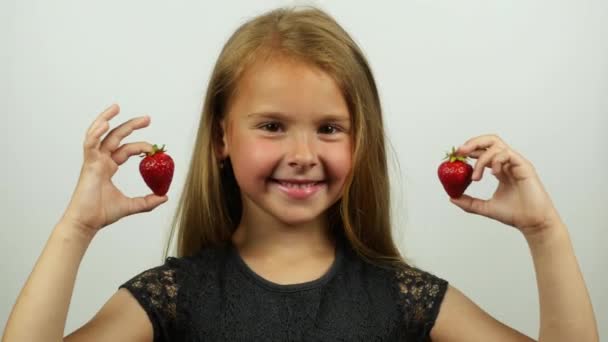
119, 257, 186, 342
393, 264, 449, 341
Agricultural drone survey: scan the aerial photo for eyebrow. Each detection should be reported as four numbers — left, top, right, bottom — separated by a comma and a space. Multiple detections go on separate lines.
246, 111, 350, 124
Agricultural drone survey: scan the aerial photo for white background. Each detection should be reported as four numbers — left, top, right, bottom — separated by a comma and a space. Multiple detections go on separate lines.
2, 0, 606, 338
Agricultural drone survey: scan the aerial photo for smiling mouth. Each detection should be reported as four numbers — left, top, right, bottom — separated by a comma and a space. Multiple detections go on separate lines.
268, 178, 327, 200
269, 178, 326, 187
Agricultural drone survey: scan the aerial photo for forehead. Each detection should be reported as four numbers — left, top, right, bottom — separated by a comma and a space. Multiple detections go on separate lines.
228, 56, 349, 121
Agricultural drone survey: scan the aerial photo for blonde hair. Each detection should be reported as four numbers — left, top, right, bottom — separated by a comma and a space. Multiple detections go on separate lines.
163, 5, 407, 268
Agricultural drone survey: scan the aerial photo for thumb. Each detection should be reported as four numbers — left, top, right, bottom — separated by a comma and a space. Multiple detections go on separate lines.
129, 194, 169, 215
449, 194, 490, 216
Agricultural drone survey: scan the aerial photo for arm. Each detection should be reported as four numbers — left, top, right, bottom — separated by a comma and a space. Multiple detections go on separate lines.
526, 222, 599, 342
64, 288, 153, 341
429, 221, 599, 342
2, 220, 94, 341
3, 104, 166, 341
1, 220, 153, 342
429, 135, 599, 341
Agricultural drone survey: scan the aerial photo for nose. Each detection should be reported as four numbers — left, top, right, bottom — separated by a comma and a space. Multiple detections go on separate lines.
287, 133, 317, 170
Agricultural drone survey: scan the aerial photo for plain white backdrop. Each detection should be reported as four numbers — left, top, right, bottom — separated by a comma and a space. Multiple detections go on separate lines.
2, 0, 606, 338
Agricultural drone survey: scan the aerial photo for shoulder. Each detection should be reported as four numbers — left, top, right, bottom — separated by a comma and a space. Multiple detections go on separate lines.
117, 246, 226, 329
385, 262, 449, 339
116, 256, 190, 340
369, 260, 535, 342
117, 254, 195, 321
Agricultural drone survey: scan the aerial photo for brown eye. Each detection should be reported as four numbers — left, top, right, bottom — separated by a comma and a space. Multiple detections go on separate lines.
260, 122, 282, 132
319, 124, 340, 135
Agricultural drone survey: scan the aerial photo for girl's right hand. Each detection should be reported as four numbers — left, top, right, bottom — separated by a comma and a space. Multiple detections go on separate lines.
60, 104, 168, 236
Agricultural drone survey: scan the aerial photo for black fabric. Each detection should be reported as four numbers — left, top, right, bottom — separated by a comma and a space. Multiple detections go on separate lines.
119, 234, 448, 341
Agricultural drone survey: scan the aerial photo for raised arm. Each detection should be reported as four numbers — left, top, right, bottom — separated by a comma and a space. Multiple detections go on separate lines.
2, 104, 167, 341
430, 135, 598, 342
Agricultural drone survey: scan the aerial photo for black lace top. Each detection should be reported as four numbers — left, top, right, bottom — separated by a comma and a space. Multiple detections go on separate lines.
119, 235, 448, 341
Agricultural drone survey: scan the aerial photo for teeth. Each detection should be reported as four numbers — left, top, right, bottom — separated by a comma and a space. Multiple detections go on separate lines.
279, 181, 317, 188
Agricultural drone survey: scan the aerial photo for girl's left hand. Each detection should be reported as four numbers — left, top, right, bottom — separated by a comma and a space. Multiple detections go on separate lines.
449, 134, 563, 237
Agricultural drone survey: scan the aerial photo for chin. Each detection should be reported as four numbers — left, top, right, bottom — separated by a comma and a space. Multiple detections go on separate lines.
271, 209, 326, 227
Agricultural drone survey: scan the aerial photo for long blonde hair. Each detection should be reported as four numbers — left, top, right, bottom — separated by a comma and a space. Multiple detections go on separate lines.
163, 5, 408, 268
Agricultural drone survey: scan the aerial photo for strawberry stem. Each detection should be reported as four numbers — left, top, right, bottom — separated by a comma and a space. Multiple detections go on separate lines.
140, 144, 168, 158
442, 146, 469, 163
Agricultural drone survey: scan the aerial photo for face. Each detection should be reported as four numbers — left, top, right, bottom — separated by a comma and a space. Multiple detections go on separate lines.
219, 56, 352, 228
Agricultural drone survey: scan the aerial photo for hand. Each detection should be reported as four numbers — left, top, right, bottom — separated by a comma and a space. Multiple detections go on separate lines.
60, 104, 168, 235
449, 134, 562, 236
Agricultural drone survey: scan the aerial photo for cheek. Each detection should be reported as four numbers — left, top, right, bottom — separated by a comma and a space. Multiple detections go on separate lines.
231, 136, 279, 183
324, 142, 352, 182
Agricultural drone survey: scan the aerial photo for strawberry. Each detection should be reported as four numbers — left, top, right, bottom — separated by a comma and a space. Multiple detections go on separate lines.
139, 144, 174, 196
437, 146, 473, 198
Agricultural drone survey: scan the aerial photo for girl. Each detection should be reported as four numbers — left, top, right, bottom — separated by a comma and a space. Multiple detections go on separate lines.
3, 6, 598, 342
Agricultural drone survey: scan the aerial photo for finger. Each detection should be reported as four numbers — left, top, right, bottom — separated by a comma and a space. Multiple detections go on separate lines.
472, 146, 504, 181
100, 115, 150, 153
506, 148, 528, 168
87, 104, 120, 136
495, 148, 531, 181
449, 194, 490, 217
111, 141, 155, 166
84, 104, 120, 151
128, 194, 169, 215
490, 150, 513, 184
459, 149, 484, 159
491, 150, 510, 175
458, 134, 506, 155
84, 120, 110, 151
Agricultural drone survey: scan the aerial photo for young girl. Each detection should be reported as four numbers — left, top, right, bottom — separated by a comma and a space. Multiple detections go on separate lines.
3, 6, 598, 342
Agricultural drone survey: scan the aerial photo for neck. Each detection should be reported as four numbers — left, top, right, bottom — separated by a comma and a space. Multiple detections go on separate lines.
231, 209, 335, 261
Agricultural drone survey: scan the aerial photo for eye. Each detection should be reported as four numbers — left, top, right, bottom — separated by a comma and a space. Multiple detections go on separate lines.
259, 122, 282, 132
319, 124, 341, 135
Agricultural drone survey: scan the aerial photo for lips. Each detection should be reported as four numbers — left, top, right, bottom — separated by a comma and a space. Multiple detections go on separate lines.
269, 178, 326, 199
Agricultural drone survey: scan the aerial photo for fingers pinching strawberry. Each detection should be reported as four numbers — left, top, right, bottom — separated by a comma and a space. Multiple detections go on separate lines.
61, 104, 169, 235
442, 134, 563, 236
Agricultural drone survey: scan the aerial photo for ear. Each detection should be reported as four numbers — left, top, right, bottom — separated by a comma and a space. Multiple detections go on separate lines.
215, 118, 229, 159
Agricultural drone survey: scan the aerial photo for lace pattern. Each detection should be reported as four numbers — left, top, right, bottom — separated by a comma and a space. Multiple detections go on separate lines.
119, 257, 185, 341
393, 264, 449, 340
127, 267, 178, 319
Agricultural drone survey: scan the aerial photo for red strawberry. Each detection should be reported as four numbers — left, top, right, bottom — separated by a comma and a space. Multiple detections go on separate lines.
438, 146, 473, 198
139, 144, 174, 196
